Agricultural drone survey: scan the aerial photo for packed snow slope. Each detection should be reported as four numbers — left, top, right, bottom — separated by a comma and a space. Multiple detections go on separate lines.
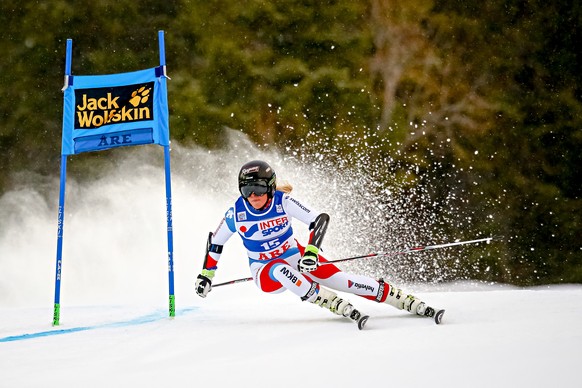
1, 283, 581, 388
1, 139, 580, 387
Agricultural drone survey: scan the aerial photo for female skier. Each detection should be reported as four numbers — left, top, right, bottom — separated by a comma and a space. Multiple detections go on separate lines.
195, 160, 444, 329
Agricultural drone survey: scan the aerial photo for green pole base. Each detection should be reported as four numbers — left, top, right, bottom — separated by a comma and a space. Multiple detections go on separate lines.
169, 295, 175, 317
52, 303, 60, 326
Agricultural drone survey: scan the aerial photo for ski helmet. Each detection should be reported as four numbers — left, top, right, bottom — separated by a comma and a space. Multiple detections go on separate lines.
238, 160, 277, 199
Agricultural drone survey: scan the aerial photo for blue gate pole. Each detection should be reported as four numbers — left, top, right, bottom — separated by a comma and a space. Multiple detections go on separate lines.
164, 146, 175, 318
53, 38, 73, 326
52, 155, 67, 326
159, 30, 175, 317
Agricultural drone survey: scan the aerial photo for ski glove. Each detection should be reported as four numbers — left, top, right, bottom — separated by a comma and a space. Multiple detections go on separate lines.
298, 244, 319, 273
196, 269, 216, 298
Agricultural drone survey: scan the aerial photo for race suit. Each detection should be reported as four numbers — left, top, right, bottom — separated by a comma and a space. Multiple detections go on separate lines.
203, 191, 388, 302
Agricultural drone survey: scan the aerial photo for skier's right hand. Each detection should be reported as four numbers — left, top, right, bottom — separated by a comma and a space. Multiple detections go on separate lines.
195, 269, 215, 298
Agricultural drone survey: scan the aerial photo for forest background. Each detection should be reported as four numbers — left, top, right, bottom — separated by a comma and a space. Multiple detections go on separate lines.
0, 0, 580, 286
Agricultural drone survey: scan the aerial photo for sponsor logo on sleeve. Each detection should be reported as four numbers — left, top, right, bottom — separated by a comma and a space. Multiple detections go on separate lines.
288, 197, 310, 213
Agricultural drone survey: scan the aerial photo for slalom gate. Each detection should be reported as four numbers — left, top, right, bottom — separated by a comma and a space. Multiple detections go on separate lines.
52, 31, 175, 326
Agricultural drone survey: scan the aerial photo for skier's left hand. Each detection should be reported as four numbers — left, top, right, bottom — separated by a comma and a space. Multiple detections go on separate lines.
298, 245, 319, 272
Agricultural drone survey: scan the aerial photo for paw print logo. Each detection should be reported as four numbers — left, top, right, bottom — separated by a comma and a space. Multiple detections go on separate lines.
129, 86, 151, 107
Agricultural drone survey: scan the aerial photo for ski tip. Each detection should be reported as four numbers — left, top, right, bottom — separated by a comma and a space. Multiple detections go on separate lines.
434, 309, 445, 325
357, 315, 370, 330
348, 308, 369, 330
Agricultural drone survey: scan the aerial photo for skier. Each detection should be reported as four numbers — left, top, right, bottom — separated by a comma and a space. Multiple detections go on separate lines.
195, 160, 444, 329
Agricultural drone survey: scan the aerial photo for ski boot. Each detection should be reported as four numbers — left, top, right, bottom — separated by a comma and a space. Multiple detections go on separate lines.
379, 279, 445, 324
311, 287, 369, 330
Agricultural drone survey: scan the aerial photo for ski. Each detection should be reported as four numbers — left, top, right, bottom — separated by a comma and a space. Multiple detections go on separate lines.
423, 306, 445, 324
357, 315, 370, 330
347, 307, 443, 329
348, 309, 370, 330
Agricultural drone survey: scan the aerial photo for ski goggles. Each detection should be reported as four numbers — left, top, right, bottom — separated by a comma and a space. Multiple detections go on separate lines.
240, 181, 269, 198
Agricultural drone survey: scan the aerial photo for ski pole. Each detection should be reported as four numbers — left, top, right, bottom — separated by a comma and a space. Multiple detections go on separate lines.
213, 277, 254, 288
320, 236, 495, 265
212, 236, 495, 288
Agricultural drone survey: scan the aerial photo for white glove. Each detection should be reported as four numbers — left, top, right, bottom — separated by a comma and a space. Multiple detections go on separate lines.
298, 245, 319, 273
195, 269, 215, 298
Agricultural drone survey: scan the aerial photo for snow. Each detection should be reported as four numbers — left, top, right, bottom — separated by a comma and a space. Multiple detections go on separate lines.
1, 142, 581, 387
1, 283, 581, 387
